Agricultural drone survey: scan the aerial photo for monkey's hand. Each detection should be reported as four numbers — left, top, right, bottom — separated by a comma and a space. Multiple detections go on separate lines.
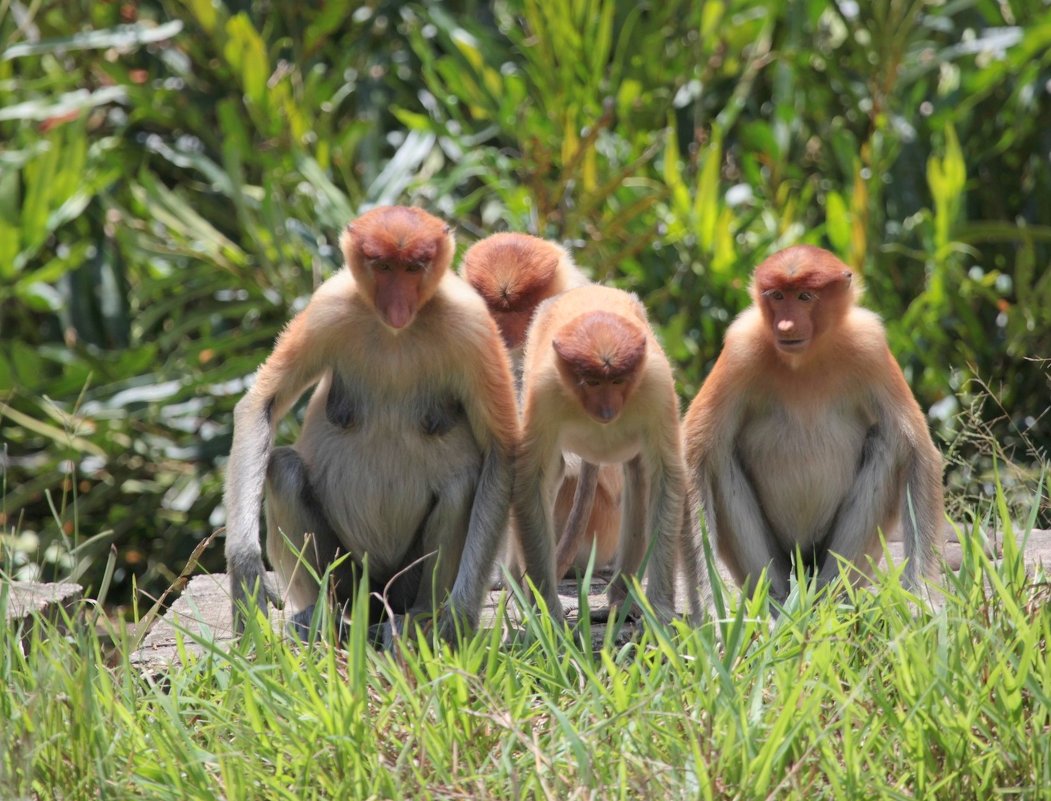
375, 610, 433, 650
229, 557, 283, 632
435, 604, 478, 648
605, 576, 645, 622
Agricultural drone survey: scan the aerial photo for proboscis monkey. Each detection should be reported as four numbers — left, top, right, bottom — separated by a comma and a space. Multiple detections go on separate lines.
462, 233, 589, 382
513, 284, 702, 622
462, 232, 622, 577
223, 206, 519, 642
682, 245, 944, 600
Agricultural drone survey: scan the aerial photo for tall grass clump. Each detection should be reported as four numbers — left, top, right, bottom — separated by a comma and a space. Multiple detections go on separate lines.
2, 481, 1048, 801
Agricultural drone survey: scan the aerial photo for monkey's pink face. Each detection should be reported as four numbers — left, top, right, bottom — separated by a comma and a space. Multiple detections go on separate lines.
574, 376, 634, 424
371, 261, 427, 330
763, 289, 817, 354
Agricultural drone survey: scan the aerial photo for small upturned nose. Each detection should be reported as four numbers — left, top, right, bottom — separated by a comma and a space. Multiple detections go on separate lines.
777, 319, 794, 332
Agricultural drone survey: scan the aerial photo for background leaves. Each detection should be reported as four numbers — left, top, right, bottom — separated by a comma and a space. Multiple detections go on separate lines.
1, 0, 1048, 608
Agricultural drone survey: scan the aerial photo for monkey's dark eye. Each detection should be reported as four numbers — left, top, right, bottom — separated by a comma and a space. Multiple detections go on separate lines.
798, 291, 815, 302
585, 379, 601, 388
405, 263, 424, 274
768, 290, 784, 301
611, 378, 625, 385
376, 262, 393, 272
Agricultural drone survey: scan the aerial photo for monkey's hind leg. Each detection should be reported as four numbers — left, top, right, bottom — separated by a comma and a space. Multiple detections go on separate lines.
265, 446, 363, 635
377, 466, 477, 646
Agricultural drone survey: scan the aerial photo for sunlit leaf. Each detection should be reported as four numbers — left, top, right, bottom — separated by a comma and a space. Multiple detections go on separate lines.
1, 20, 183, 60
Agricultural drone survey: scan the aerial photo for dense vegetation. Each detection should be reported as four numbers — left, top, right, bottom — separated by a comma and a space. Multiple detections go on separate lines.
2, 0, 1049, 606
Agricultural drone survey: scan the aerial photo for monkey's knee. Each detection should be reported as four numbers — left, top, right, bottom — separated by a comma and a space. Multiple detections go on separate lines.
433, 468, 479, 542
720, 541, 791, 602
416, 472, 478, 587
264, 446, 315, 558
602, 578, 642, 623
264, 446, 347, 611
266, 446, 310, 501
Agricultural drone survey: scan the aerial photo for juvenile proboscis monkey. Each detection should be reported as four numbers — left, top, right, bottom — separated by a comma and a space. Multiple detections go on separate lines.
682, 245, 944, 600
462, 233, 622, 577
223, 206, 519, 641
462, 233, 589, 381
514, 284, 701, 622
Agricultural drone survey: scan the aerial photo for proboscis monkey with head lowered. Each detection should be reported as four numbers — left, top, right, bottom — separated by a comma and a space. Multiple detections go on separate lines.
513, 284, 703, 623
223, 206, 519, 642
462, 233, 623, 579
682, 245, 944, 601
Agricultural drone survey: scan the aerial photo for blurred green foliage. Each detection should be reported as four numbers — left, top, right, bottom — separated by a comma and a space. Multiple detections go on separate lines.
1, 0, 1048, 607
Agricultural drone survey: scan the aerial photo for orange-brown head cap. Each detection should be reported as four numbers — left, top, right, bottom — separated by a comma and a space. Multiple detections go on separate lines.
552, 311, 647, 382
752, 244, 856, 301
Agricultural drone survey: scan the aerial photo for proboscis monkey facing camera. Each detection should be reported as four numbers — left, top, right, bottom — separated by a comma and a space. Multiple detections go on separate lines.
223, 206, 519, 643
513, 284, 702, 623
682, 245, 944, 601
462, 232, 623, 578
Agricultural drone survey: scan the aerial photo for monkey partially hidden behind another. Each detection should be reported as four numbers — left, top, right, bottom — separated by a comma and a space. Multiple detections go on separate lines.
512, 284, 703, 623
462, 233, 623, 579
223, 206, 519, 643
682, 245, 945, 601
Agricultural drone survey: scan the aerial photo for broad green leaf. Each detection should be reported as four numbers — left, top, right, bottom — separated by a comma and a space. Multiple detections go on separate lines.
825, 190, 851, 255
0, 221, 17, 279
695, 129, 724, 252
663, 116, 690, 220
700, 1, 725, 41
223, 14, 270, 108
185, 0, 219, 34
927, 125, 966, 254
305, 0, 356, 51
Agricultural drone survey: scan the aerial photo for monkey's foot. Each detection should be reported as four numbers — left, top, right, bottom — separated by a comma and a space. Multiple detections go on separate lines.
375, 610, 443, 650
589, 598, 642, 624
287, 605, 316, 640
230, 563, 283, 633
286, 604, 359, 643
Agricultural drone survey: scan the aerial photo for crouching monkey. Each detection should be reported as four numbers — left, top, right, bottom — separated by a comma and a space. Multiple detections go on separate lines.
461, 232, 622, 578
223, 206, 519, 642
682, 245, 944, 601
513, 284, 703, 623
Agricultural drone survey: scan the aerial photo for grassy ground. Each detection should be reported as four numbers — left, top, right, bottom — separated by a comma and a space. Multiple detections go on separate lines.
2, 498, 1049, 800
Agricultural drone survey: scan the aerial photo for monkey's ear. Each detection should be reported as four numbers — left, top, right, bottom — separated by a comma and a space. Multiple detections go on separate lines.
443, 224, 455, 235
842, 271, 853, 285
339, 227, 354, 257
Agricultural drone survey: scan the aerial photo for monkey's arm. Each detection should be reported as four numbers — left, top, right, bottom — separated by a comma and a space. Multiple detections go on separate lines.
554, 460, 600, 579
446, 319, 521, 631
696, 430, 787, 598
821, 372, 944, 590
511, 436, 564, 621
224, 303, 333, 625
816, 392, 906, 588
886, 351, 945, 588
642, 436, 688, 622
895, 441, 945, 589
678, 493, 707, 619
684, 352, 787, 598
